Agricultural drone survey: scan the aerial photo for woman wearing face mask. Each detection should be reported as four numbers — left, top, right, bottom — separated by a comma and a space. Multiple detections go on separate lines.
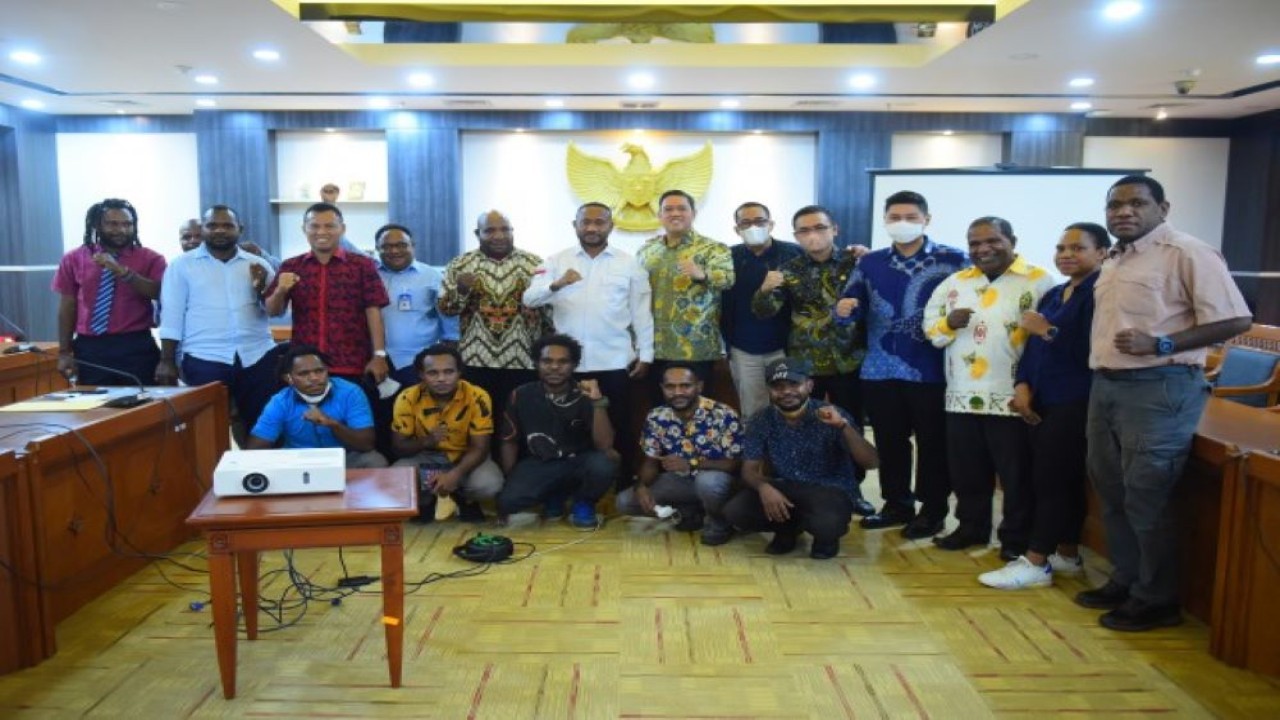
833, 191, 970, 540
978, 222, 1110, 590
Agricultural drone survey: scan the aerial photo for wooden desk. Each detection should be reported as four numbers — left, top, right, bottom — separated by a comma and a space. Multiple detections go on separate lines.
0, 450, 49, 674
0, 343, 67, 404
186, 467, 417, 699
0, 383, 228, 674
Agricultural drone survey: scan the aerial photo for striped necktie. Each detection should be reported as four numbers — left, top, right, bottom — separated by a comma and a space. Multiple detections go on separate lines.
89, 264, 115, 335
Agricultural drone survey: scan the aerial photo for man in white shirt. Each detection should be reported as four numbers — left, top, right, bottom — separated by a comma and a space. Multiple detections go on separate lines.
523, 202, 654, 477
156, 204, 281, 441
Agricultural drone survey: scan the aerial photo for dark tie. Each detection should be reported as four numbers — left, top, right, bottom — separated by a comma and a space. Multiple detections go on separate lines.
89, 265, 115, 335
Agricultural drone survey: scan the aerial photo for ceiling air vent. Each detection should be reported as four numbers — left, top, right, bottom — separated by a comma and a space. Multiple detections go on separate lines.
619, 101, 660, 109
793, 100, 841, 108
443, 99, 494, 108
99, 99, 147, 107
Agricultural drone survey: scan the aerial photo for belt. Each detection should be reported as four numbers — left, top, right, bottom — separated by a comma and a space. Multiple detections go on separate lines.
1096, 365, 1203, 380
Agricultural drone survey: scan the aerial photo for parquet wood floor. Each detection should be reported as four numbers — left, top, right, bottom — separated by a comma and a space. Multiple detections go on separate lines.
3, 499, 1279, 718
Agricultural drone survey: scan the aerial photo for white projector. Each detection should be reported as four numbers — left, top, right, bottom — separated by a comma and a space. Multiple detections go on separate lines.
213, 448, 347, 497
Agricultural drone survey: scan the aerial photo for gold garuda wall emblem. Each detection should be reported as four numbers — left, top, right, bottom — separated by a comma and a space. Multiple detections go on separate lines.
566, 142, 714, 232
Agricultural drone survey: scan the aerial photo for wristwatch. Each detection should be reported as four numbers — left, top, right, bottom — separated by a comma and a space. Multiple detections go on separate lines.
1155, 336, 1176, 356
1044, 326, 1060, 342
688, 457, 701, 474
373, 350, 388, 358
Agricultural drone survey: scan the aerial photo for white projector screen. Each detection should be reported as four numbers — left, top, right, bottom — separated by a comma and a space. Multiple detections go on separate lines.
869, 169, 1144, 280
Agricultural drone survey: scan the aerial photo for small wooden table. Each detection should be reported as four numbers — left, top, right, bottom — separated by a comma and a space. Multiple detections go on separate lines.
186, 467, 417, 699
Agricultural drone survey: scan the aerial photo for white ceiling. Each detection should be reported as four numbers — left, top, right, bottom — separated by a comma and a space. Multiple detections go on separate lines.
2, 0, 1278, 119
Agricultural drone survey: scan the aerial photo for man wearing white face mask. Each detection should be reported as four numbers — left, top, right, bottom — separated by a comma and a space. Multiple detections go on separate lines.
720, 202, 803, 418
834, 191, 968, 539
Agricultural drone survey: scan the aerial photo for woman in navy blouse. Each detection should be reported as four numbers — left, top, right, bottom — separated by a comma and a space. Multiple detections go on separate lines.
979, 222, 1110, 589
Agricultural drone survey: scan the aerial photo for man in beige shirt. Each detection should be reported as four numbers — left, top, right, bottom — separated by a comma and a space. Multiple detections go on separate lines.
1077, 175, 1251, 632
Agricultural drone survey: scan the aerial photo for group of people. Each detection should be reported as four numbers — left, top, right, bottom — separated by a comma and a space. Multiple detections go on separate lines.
51, 174, 1251, 633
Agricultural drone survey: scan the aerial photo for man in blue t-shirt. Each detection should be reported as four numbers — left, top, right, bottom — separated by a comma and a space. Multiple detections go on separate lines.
246, 344, 388, 468
722, 358, 879, 559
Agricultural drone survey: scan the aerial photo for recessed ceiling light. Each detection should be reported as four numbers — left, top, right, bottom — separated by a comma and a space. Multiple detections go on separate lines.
1257, 54, 1280, 66
627, 71, 656, 91
941, 130, 955, 136
514, 128, 525, 134
115, 109, 125, 115
631, 128, 646, 136
9, 50, 42, 65
324, 127, 336, 133
720, 99, 741, 109
195, 98, 216, 108
20, 99, 45, 110
544, 98, 565, 108
1070, 101, 1093, 111
1068, 77, 1095, 88
252, 48, 280, 62
751, 129, 765, 135
194, 74, 218, 85
1102, 1, 1142, 21
1155, 107, 1169, 120
847, 72, 877, 91
407, 71, 434, 88
368, 97, 391, 109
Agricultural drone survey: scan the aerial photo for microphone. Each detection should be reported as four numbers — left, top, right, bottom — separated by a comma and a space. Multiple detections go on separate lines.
27, 346, 151, 408
0, 309, 27, 343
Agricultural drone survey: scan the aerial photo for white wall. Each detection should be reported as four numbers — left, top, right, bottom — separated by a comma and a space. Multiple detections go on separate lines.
55, 133, 200, 257
274, 131, 388, 258
891, 133, 1003, 169
459, 130, 818, 258
1083, 136, 1229, 248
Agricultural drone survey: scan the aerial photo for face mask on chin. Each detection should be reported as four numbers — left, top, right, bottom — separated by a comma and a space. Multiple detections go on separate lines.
740, 225, 771, 246
885, 221, 925, 245
294, 381, 333, 406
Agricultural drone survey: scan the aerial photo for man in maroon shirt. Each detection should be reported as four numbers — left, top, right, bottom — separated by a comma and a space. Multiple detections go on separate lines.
53, 198, 166, 386
265, 203, 390, 384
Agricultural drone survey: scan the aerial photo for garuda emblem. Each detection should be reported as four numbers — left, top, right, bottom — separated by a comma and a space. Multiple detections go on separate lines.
565, 142, 714, 232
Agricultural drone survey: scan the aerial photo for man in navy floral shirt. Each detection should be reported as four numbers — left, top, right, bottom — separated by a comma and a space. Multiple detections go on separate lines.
723, 358, 879, 559
616, 364, 743, 545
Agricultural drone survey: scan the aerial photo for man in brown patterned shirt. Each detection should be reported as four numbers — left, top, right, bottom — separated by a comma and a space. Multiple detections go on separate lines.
438, 210, 552, 425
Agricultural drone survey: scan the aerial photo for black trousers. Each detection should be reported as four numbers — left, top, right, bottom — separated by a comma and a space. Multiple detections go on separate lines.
946, 413, 1033, 549
465, 366, 537, 430
811, 372, 866, 483
862, 380, 951, 520
1028, 400, 1089, 555
496, 450, 618, 515
723, 481, 855, 544
576, 368, 639, 484
72, 330, 159, 386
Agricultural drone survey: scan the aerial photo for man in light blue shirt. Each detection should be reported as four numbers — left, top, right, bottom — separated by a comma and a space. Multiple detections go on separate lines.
157, 205, 282, 439
375, 223, 460, 387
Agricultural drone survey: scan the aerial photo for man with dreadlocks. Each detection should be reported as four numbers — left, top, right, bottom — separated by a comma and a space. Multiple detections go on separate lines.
52, 198, 166, 385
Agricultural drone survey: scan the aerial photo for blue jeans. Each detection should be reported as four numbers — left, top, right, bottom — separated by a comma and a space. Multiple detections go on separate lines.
1086, 366, 1210, 605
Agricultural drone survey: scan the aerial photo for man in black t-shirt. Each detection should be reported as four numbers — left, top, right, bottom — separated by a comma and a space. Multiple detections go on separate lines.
497, 334, 618, 528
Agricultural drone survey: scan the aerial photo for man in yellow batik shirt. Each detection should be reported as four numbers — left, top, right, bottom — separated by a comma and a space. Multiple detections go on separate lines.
923, 216, 1055, 558
636, 189, 734, 398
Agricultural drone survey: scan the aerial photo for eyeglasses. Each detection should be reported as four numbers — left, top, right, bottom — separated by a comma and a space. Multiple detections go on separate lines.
794, 224, 833, 237
735, 217, 770, 229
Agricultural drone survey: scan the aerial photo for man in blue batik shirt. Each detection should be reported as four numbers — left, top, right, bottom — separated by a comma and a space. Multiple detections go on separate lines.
835, 191, 969, 539
375, 223, 460, 387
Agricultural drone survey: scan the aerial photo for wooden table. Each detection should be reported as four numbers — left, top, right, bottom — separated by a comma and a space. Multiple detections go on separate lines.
186, 467, 417, 699
0, 343, 67, 404
0, 449, 48, 675
0, 383, 228, 674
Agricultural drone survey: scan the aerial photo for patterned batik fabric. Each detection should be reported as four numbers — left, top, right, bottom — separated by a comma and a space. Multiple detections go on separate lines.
636, 231, 735, 362
438, 249, 553, 370
640, 396, 744, 460
753, 251, 862, 376
923, 256, 1057, 416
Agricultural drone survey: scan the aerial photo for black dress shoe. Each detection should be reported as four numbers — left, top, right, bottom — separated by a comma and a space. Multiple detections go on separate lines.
1075, 580, 1130, 609
809, 538, 840, 560
851, 497, 876, 517
1099, 598, 1183, 632
932, 527, 989, 551
901, 516, 945, 540
765, 530, 799, 555
860, 506, 915, 530
700, 527, 734, 546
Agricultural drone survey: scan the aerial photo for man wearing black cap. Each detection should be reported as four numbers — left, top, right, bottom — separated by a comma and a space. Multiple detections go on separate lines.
722, 358, 879, 559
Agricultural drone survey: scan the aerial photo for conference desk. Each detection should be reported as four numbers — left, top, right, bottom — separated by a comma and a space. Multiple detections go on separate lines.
0, 343, 67, 404
186, 467, 417, 699
0, 383, 228, 674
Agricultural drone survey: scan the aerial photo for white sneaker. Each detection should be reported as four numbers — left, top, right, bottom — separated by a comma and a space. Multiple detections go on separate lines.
1047, 552, 1084, 576
978, 556, 1052, 589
